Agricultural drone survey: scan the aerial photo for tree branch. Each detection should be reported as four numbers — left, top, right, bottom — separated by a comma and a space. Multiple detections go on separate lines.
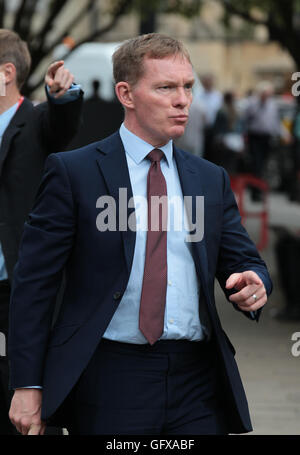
36, 0, 69, 40
13, 0, 27, 35
220, 0, 268, 26
70, 0, 133, 51
42, 0, 95, 58
29, 0, 70, 73
26, 0, 134, 95
19, 0, 40, 42
0, 0, 6, 28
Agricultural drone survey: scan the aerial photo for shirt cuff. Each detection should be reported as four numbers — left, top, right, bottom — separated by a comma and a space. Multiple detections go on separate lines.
46, 83, 82, 104
15, 386, 43, 389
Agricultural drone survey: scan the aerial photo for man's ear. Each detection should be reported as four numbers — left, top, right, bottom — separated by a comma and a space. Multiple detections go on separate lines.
115, 81, 134, 110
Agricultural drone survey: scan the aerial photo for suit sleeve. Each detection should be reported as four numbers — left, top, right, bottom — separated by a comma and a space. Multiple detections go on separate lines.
8, 154, 75, 389
39, 87, 83, 154
216, 167, 273, 321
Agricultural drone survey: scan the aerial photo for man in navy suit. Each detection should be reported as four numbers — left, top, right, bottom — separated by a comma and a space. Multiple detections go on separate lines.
8, 33, 272, 435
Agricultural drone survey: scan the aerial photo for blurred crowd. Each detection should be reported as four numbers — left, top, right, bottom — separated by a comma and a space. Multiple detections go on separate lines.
76, 72, 300, 206
176, 73, 300, 204
42, 62, 300, 207
177, 74, 300, 323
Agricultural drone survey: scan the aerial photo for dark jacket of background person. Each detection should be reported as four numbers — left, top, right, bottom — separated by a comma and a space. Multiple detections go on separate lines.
0, 90, 83, 282
211, 92, 246, 173
66, 80, 124, 150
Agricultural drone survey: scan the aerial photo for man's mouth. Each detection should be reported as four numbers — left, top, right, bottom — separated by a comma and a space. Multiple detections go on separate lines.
171, 115, 188, 121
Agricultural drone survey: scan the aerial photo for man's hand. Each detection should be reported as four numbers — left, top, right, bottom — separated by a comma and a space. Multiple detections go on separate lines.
9, 389, 45, 435
45, 60, 74, 99
226, 271, 267, 312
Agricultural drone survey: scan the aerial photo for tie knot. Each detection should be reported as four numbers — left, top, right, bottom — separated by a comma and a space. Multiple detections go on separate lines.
147, 149, 164, 163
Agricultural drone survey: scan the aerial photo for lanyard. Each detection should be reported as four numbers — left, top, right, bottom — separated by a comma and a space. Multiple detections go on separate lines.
17, 96, 24, 110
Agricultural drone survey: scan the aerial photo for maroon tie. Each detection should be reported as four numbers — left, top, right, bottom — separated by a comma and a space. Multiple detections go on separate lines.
139, 149, 168, 345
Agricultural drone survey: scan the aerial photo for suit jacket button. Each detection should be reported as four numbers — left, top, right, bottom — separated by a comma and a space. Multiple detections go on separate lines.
113, 292, 122, 300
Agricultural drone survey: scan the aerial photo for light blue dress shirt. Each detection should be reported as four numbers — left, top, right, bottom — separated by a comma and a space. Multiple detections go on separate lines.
103, 123, 205, 344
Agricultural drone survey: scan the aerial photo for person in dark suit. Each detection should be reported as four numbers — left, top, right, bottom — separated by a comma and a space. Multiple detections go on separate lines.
66, 79, 124, 149
8, 33, 272, 436
0, 29, 83, 435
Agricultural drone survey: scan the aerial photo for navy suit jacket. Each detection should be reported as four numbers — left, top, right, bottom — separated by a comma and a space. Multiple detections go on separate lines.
8, 132, 272, 433
0, 91, 83, 281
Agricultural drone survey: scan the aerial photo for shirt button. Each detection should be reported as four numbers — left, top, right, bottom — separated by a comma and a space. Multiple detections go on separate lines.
169, 319, 174, 324
168, 281, 172, 286
113, 291, 122, 300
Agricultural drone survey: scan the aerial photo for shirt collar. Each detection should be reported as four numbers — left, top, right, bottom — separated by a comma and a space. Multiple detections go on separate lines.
119, 123, 173, 167
0, 101, 19, 137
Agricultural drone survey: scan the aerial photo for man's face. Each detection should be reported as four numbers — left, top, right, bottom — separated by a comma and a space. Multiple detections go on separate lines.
126, 55, 194, 147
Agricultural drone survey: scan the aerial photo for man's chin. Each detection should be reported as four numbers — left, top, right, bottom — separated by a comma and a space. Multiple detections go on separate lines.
170, 125, 186, 139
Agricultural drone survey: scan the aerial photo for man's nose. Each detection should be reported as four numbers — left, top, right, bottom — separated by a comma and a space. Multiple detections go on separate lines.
173, 87, 190, 107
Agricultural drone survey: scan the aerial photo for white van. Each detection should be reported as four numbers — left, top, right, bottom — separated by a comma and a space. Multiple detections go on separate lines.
63, 42, 121, 100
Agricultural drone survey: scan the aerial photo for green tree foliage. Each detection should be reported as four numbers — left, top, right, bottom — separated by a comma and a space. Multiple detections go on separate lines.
0, 0, 134, 95
220, 0, 300, 67
1, 0, 299, 95
0, 0, 204, 95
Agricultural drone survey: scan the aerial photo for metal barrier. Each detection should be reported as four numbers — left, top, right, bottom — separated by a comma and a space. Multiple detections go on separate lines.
230, 174, 269, 251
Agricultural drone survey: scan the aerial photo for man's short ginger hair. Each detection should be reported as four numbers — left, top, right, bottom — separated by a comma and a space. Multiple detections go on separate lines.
112, 33, 192, 87
0, 29, 31, 89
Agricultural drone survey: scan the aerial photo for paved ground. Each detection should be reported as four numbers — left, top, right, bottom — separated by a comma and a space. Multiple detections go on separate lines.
216, 191, 300, 435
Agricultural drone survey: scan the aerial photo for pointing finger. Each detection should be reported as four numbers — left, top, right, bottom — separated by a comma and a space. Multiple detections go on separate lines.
226, 273, 241, 290
45, 61, 65, 87
47, 60, 64, 75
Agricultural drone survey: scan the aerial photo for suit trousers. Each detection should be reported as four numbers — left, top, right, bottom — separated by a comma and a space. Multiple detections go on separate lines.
68, 337, 228, 435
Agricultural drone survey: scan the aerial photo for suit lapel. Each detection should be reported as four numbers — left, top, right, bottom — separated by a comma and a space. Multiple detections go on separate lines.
173, 146, 210, 295
94, 136, 210, 292
0, 99, 31, 177
95, 132, 136, 274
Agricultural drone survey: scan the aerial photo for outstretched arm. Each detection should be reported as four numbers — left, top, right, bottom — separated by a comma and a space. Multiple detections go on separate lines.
40, 61, 83, 152
216, 168, 272, 321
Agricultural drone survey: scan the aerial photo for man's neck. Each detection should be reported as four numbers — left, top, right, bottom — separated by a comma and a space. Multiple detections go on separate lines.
123, 119, 169, 149
0, 87, 21, 115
